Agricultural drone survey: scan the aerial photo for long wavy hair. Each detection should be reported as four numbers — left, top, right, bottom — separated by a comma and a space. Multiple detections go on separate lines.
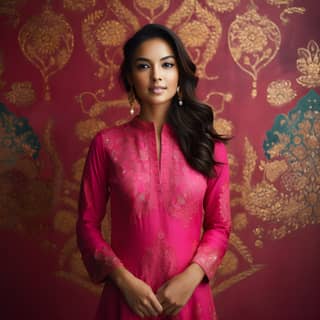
119, 24, 229, 177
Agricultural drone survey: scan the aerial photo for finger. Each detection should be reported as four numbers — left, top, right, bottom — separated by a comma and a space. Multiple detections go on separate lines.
141, 300, 158, 317
163, 304, 179, 316
149, 295, 163, 314
135, 307, 145, 318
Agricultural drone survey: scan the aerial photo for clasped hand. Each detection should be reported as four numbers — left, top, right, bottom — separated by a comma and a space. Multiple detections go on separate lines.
117, 264, 204, 318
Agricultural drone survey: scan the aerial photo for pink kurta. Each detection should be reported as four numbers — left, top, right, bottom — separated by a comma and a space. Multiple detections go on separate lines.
76, 115, 231, 319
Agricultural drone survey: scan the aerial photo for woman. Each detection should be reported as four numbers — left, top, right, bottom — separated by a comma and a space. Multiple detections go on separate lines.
76, 23, 231, 319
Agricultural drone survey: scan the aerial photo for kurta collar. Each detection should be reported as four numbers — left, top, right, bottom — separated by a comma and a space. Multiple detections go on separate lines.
130, 115, 173, 134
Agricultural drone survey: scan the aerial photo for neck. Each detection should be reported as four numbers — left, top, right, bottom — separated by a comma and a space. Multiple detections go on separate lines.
137, 105, 169, 132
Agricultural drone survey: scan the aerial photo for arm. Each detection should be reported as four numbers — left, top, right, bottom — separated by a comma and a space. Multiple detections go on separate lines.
191, 141, 232, 282
76, 131, 123, 284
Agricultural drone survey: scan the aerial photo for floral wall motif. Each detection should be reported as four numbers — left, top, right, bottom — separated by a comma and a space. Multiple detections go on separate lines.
0, 1, 319, 319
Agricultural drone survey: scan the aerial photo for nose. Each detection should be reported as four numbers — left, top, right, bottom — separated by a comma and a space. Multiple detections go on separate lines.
151, 65, 162, 81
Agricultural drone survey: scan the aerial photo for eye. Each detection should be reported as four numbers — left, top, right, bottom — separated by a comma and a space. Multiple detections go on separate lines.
136, 63, 150, 70
162, 62, 175, 68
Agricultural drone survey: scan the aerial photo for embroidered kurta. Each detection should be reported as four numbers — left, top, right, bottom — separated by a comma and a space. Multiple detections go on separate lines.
76, 115, 231, 320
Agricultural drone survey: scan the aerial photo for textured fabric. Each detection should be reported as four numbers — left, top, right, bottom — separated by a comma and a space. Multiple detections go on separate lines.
76, 115, 231, 319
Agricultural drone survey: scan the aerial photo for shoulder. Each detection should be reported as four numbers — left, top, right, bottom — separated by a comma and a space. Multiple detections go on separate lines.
213, 141, 228, 164
93, 121, 130, 145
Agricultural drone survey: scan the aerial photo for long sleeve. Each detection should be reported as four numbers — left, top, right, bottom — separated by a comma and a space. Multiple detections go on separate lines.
191, 142, 232, 282
76, 131, 123, 284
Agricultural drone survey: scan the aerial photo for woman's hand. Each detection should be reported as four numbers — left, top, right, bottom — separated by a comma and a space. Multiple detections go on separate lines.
110, 267, 163, 318
156, 263, 205, 316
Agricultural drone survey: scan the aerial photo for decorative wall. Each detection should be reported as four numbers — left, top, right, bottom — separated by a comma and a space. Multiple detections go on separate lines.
0, 1, 319, 319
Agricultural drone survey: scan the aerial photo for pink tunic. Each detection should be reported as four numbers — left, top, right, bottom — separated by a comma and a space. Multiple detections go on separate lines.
76, 115, 231, 319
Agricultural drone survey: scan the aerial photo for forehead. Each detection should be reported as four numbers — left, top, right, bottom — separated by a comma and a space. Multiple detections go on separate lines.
133, 37, 175, 60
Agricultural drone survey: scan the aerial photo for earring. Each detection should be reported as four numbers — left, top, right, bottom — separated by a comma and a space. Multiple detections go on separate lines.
128, 87, 135, 115
177, 86, 183, 106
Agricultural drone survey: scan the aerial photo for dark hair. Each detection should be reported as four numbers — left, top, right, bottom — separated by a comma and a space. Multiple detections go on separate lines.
119, 23, 229, 177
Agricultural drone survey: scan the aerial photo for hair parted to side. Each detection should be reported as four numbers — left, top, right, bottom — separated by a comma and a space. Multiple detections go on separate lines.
119, 23, 229, 177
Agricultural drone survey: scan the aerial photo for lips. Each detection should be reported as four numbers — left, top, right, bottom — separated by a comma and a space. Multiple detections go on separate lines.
149, 86, 167, 94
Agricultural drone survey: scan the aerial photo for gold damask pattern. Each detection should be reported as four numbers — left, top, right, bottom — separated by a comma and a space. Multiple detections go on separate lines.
5, 82, 36, 107
18, 3, 74, 101
82, 1, 139, 89
228, 7, 281, 97
267, 80, 297, 107
134, 0, 170, 22
265, 0, 306, 24
296, 40, 320, 88
1, 0, 318, 307
231, 88, 320, 241
206, 0, 240, 13
167, 0, 222, 79
63, 0, 96, 11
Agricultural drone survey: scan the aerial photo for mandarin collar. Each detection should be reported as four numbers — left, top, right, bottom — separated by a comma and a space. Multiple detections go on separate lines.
130, 115, 173, 134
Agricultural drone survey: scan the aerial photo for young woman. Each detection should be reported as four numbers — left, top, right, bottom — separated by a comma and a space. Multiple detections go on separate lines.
76, 23, 231, 319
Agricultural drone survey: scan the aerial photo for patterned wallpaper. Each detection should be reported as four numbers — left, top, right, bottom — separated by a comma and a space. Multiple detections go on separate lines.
0, 0, 319, 319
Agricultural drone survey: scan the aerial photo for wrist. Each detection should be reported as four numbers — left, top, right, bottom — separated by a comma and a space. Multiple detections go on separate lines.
184, 263, 205, 286
109, 266, 132, 289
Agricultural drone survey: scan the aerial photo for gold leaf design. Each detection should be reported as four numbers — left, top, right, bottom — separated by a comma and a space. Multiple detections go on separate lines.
267, 80, 297, 107
296, 40, 320, 88
134, 0, 170, 22
243, 137, 257, 190
265, 0, 306, 24
72, 157, 86, 183
5, 82, 36, 107
213, 264, 265, 295
229, 233, 254, 264
206, 0, 240, 13
259, 159, 288, 182
266, 0, 294, 6
217, 250, 238, 276
167, 0, 222, 80
233, 213, 248, 231
63, 0, 96, 12
82, 2, 139, 89
214, 118, 233, 136
75, 118, 107, 141
54, 209, 76, 234
76, 89, 128, 117
228, 8, 281, 97
18, 4, 74, 101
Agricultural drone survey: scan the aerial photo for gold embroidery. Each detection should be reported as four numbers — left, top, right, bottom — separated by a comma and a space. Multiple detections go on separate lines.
232, 213, 248, 231
82, 2, 139, 89
5, 82, 36, 107
296, 40, 320, 88
213, 264, 265, 295
217, 250, 238, 276
267, 80, 297, 107
75, 119, 107, 141
63, 0, 96, 12
206, 0, 240, 13
167, 0, 222, 80
54, 209, 76, 234
18, 3, 74, 101
228, 6, 281, 97
134, 0, 170, 22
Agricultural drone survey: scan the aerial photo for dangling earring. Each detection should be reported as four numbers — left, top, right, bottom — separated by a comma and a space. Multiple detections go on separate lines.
128, 87, 135, 115
177, 86, 183, 106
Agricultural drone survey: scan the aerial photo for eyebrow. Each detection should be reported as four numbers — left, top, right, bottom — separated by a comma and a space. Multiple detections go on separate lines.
134, 55, 176, 63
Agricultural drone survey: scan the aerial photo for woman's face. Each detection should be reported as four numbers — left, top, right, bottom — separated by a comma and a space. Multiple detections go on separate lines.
129, 37, 179, 110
